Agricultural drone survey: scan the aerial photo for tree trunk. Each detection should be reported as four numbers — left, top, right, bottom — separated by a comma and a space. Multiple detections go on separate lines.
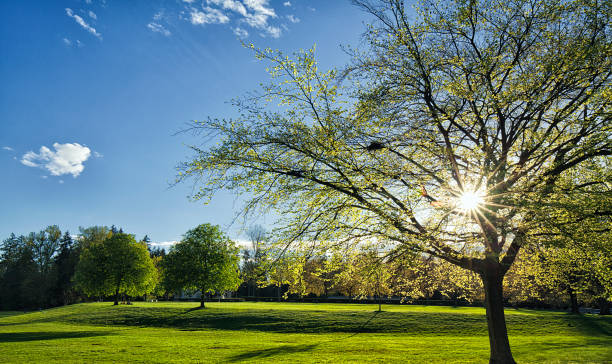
200, 289, 205, 308
481, 270, 516, 364
114, 287, 120, 306
277, 285, 281, 302
598, 299, 610, 315
568, 288, 579, 314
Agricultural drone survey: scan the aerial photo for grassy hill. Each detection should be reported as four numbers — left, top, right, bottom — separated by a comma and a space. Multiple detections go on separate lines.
1, 302, 611, 363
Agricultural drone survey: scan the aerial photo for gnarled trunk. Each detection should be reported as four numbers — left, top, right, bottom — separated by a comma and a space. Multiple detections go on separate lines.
481, 269, 516, 364
113, 287, 120, 306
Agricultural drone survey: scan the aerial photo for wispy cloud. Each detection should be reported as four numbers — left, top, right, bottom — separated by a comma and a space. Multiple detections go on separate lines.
62, 37, 72, 46
190, 7, 230, 25
88, 10, 97, 20
147, 22, 171, 36
184, 0, 283, 38
283, 1, 291, 6
286, 14, 299, 23
233, 27, 248, 38
65, 8, 102, 39
2, 146, 14, 151
21, 142, 92, 178
93, 151, 104, 158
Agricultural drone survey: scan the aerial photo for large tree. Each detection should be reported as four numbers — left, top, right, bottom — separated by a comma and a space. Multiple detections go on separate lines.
75, 232, 157, 305
162, 224, 241, 308
178, 0, 610, 362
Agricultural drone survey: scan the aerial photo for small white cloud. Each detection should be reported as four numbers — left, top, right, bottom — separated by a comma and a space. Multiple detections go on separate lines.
93, 151, 103, 158
76, 40, 83, 47
264, 25, 281, 38
85, 0, 92, 4
182, 0, 196, 3
233, 27, 248, 38
153, 11, 164, 20
21, 142, 92, 178
283, 1, 291, 6
59, 180, 65, 184
286, 14, 299, 23
147, 22, 171, 36
190, 7, 230, 25
2, 146, 13, 151
41, 175, 48, 179
307, 6, 316, 11
88, 10, 97, 20
63, 38, 72, 46
66, 8, 102, 39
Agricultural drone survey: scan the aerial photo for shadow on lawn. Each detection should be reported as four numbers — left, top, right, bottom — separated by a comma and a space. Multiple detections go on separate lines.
227, 344, 318, 362
0, 331, 110, 343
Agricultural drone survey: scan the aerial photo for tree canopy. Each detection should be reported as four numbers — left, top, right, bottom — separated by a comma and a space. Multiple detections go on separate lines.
75, 232, 157, 305
162, 224, 241, 308
178, 0, 610, 362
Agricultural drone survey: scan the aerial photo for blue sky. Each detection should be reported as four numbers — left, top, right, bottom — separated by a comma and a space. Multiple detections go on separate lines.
0, 0, 369, 246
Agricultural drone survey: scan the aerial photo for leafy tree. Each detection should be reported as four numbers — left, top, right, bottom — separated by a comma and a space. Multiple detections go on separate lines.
52, 231, 80, 306
29, 225, 62, 307
162, 224, 241, 308
240, 225, 267, 297
75, 232, 156, 305
0, 234, 38, 309
178, 0, 610, 361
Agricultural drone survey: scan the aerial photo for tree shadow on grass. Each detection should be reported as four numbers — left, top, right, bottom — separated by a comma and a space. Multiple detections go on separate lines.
0, 331, 110, 343
227, 344, 318, 362
558, 314, 612, 336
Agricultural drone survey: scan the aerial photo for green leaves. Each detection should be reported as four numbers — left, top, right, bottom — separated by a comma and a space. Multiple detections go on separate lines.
161, 224, 241, 296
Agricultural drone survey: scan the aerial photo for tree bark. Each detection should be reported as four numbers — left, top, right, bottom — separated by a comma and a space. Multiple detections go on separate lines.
114, 287, 120, 306
598, 299, 610, 315
481, 269, 516, 364
568, 288, 579, 314
200, 288, 206, 308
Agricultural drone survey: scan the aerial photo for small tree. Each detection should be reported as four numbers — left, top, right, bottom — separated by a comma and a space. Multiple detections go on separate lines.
162, 224, 241, 308
75, 232, 157, 305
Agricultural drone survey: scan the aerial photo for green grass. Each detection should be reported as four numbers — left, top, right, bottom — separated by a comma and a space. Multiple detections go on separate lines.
1, 302, 611, 363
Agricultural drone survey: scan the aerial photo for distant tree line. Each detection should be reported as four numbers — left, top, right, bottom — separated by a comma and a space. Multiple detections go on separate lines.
2, 223, 608, 315
0, 224, 240, 310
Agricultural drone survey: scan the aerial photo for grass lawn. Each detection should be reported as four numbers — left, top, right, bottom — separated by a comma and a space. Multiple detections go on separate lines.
1, 302, 611, 363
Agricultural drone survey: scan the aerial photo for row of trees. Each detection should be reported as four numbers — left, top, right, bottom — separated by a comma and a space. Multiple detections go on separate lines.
239, 228, 611, 314
0, 224, 240, 310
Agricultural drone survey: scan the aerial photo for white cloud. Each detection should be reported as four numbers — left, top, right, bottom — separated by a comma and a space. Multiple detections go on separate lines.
233, 27, 248, 38
190, 7, 230, 25
147, 22, 171, 36
208, 0, 248, 16
85, 0, 92, 4
283, 1, 291, 6
21, 142, 92, 178
286, 14, 299, 23
41, 175, 48, 179
93, 151, 103, 158
185, 0, 282, 38
153, 11, 164, 21
2, 146, 13, 151
63, 38, 72, 46
76, 40, 83, 47
59, 180, 65, 184
66, 8, 102, 39
88, 10, 97, 20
